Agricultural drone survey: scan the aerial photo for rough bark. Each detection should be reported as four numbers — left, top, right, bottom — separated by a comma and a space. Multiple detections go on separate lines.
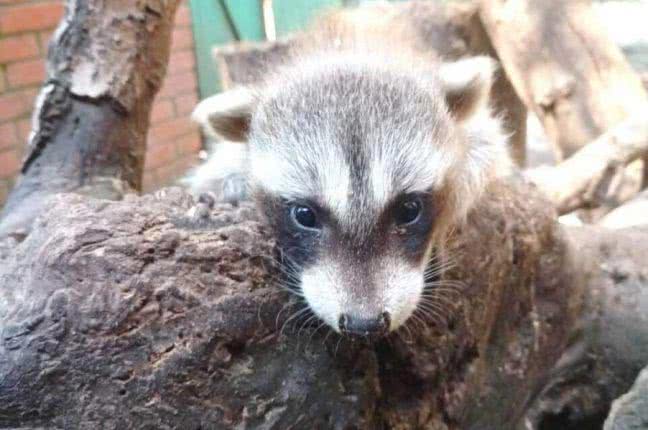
599, 189, 648, 229
1, 179, 587, 429
1, 182, 647, 429
525, 108, 648, 214
527, 225, 648, 429
604, 366, 648, 430
0, 0, 180, 238
479, 0, 648, 160
213, 2, 528, 166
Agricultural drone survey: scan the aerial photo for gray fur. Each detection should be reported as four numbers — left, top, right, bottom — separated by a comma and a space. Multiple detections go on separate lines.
189, 11, 510, 334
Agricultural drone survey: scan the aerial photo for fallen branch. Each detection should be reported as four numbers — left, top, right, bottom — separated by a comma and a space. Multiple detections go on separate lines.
525, 108, 648, 214
479, 0, 648, 160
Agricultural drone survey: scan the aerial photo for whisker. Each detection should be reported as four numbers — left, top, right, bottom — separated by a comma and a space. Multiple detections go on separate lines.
418, 298, 455, 315
306, 320, 329, 348
275, 301, 295, 331
413, 307, 438, 328
333, 336, 343, 358
415, 304, 448, 328
323, 327, 336, 345
297, 313, 318, 339
280, 306, 311, 337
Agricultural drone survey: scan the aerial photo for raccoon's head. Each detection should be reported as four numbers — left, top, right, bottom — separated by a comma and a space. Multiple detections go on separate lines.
193, 55, 508, 337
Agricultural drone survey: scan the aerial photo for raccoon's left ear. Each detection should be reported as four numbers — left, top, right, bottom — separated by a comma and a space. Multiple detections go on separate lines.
191, 87, 255, 142
439, 56, 496, 121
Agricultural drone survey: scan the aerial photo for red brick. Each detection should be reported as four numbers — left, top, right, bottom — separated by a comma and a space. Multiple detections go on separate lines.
0, 89, 36, 121
144, 144, 175, 170
148, 116, 195, 145
174, 92, 198, 116
167, 50, 195, 75
179, 154, 199, 171
38, 29, 55, 53
0, 179, 9, 205
6, 58, 45, 88
171, 28, 194, 51
0, 122, 18, 149
157, 71, 197, 99
0, 149, 20, 178
172, 155, 199, 178
0, 34, 39, 64
150, 99, 174, 123
0, 3, 65, 34
142, 171, 158, 192
155, 161, 180, 185
0, 68, 5, 93
175, 131, 202, 155
174, 5, 192, 27
16, 117, 32, 142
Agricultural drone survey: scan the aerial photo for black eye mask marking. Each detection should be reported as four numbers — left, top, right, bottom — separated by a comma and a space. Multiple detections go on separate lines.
387, 192, 436, 261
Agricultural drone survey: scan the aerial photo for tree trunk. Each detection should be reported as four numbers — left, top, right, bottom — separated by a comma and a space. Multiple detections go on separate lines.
0, 0, 180, 238
479, 0, 648, 160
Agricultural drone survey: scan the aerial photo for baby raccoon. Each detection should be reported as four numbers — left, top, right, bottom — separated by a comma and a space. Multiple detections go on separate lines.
190, 5, 509, 338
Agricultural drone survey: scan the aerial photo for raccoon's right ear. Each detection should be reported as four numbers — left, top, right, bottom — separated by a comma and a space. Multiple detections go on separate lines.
192, 87, 255, 142
439, 56, 496, 122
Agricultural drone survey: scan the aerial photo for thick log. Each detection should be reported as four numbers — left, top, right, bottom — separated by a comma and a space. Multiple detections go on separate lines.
1, 179, 584, 429
604, 366, 648, 430
0, 0, 180, 238
2, 181, 647, 429
599, 189, 648, 229
479, 0, 648, 160
525, 108, 648, 214
527, 225, 648, 429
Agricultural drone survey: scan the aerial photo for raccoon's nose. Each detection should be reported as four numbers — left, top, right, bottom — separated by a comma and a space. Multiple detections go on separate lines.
338, 312, 390, 337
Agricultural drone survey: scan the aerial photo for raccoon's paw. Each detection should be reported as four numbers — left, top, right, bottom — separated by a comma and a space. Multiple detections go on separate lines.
221, 173, 249, 206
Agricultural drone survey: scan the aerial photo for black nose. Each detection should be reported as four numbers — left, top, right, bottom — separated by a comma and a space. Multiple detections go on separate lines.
338, 312, 390, 338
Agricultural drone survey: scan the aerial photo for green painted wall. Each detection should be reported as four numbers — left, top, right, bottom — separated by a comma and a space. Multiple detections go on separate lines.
190, 0, 349, 98
273, 0, 344, 37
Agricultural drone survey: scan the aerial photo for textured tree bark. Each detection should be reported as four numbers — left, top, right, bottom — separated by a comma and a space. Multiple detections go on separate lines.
1, 1, 648, 428
527, 225, 648, 429
604, 366, 648, 430
0, 0, 180, 238
1, 182, 647, 429
479, 0, 648, 160
0, 179, 582, 429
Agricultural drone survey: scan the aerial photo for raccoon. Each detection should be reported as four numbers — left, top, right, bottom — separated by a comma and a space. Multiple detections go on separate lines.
189, 5, 510, 337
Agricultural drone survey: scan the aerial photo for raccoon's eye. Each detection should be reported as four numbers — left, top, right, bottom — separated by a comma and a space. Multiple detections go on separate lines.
395, 197, 422, 226
290, 204, 319, 229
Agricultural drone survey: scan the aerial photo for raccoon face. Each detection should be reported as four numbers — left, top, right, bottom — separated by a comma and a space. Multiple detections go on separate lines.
193, 56, 508, 336
256, 188, 438, 336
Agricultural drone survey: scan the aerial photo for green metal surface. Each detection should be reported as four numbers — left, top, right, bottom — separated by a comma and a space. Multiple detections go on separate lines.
190, 0, 359, 98
190, 0, 237, 97
223, 0, 265, 41
272, 0, 344, 37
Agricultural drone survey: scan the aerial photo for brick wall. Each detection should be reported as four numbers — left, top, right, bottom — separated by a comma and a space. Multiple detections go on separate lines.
0, 1, 203, 206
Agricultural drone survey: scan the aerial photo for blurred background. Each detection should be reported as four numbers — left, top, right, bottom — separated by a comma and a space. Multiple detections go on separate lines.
0, 0, 646, 208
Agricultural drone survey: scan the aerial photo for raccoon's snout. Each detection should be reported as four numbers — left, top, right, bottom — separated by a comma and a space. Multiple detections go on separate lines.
338, 312, 390, 338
